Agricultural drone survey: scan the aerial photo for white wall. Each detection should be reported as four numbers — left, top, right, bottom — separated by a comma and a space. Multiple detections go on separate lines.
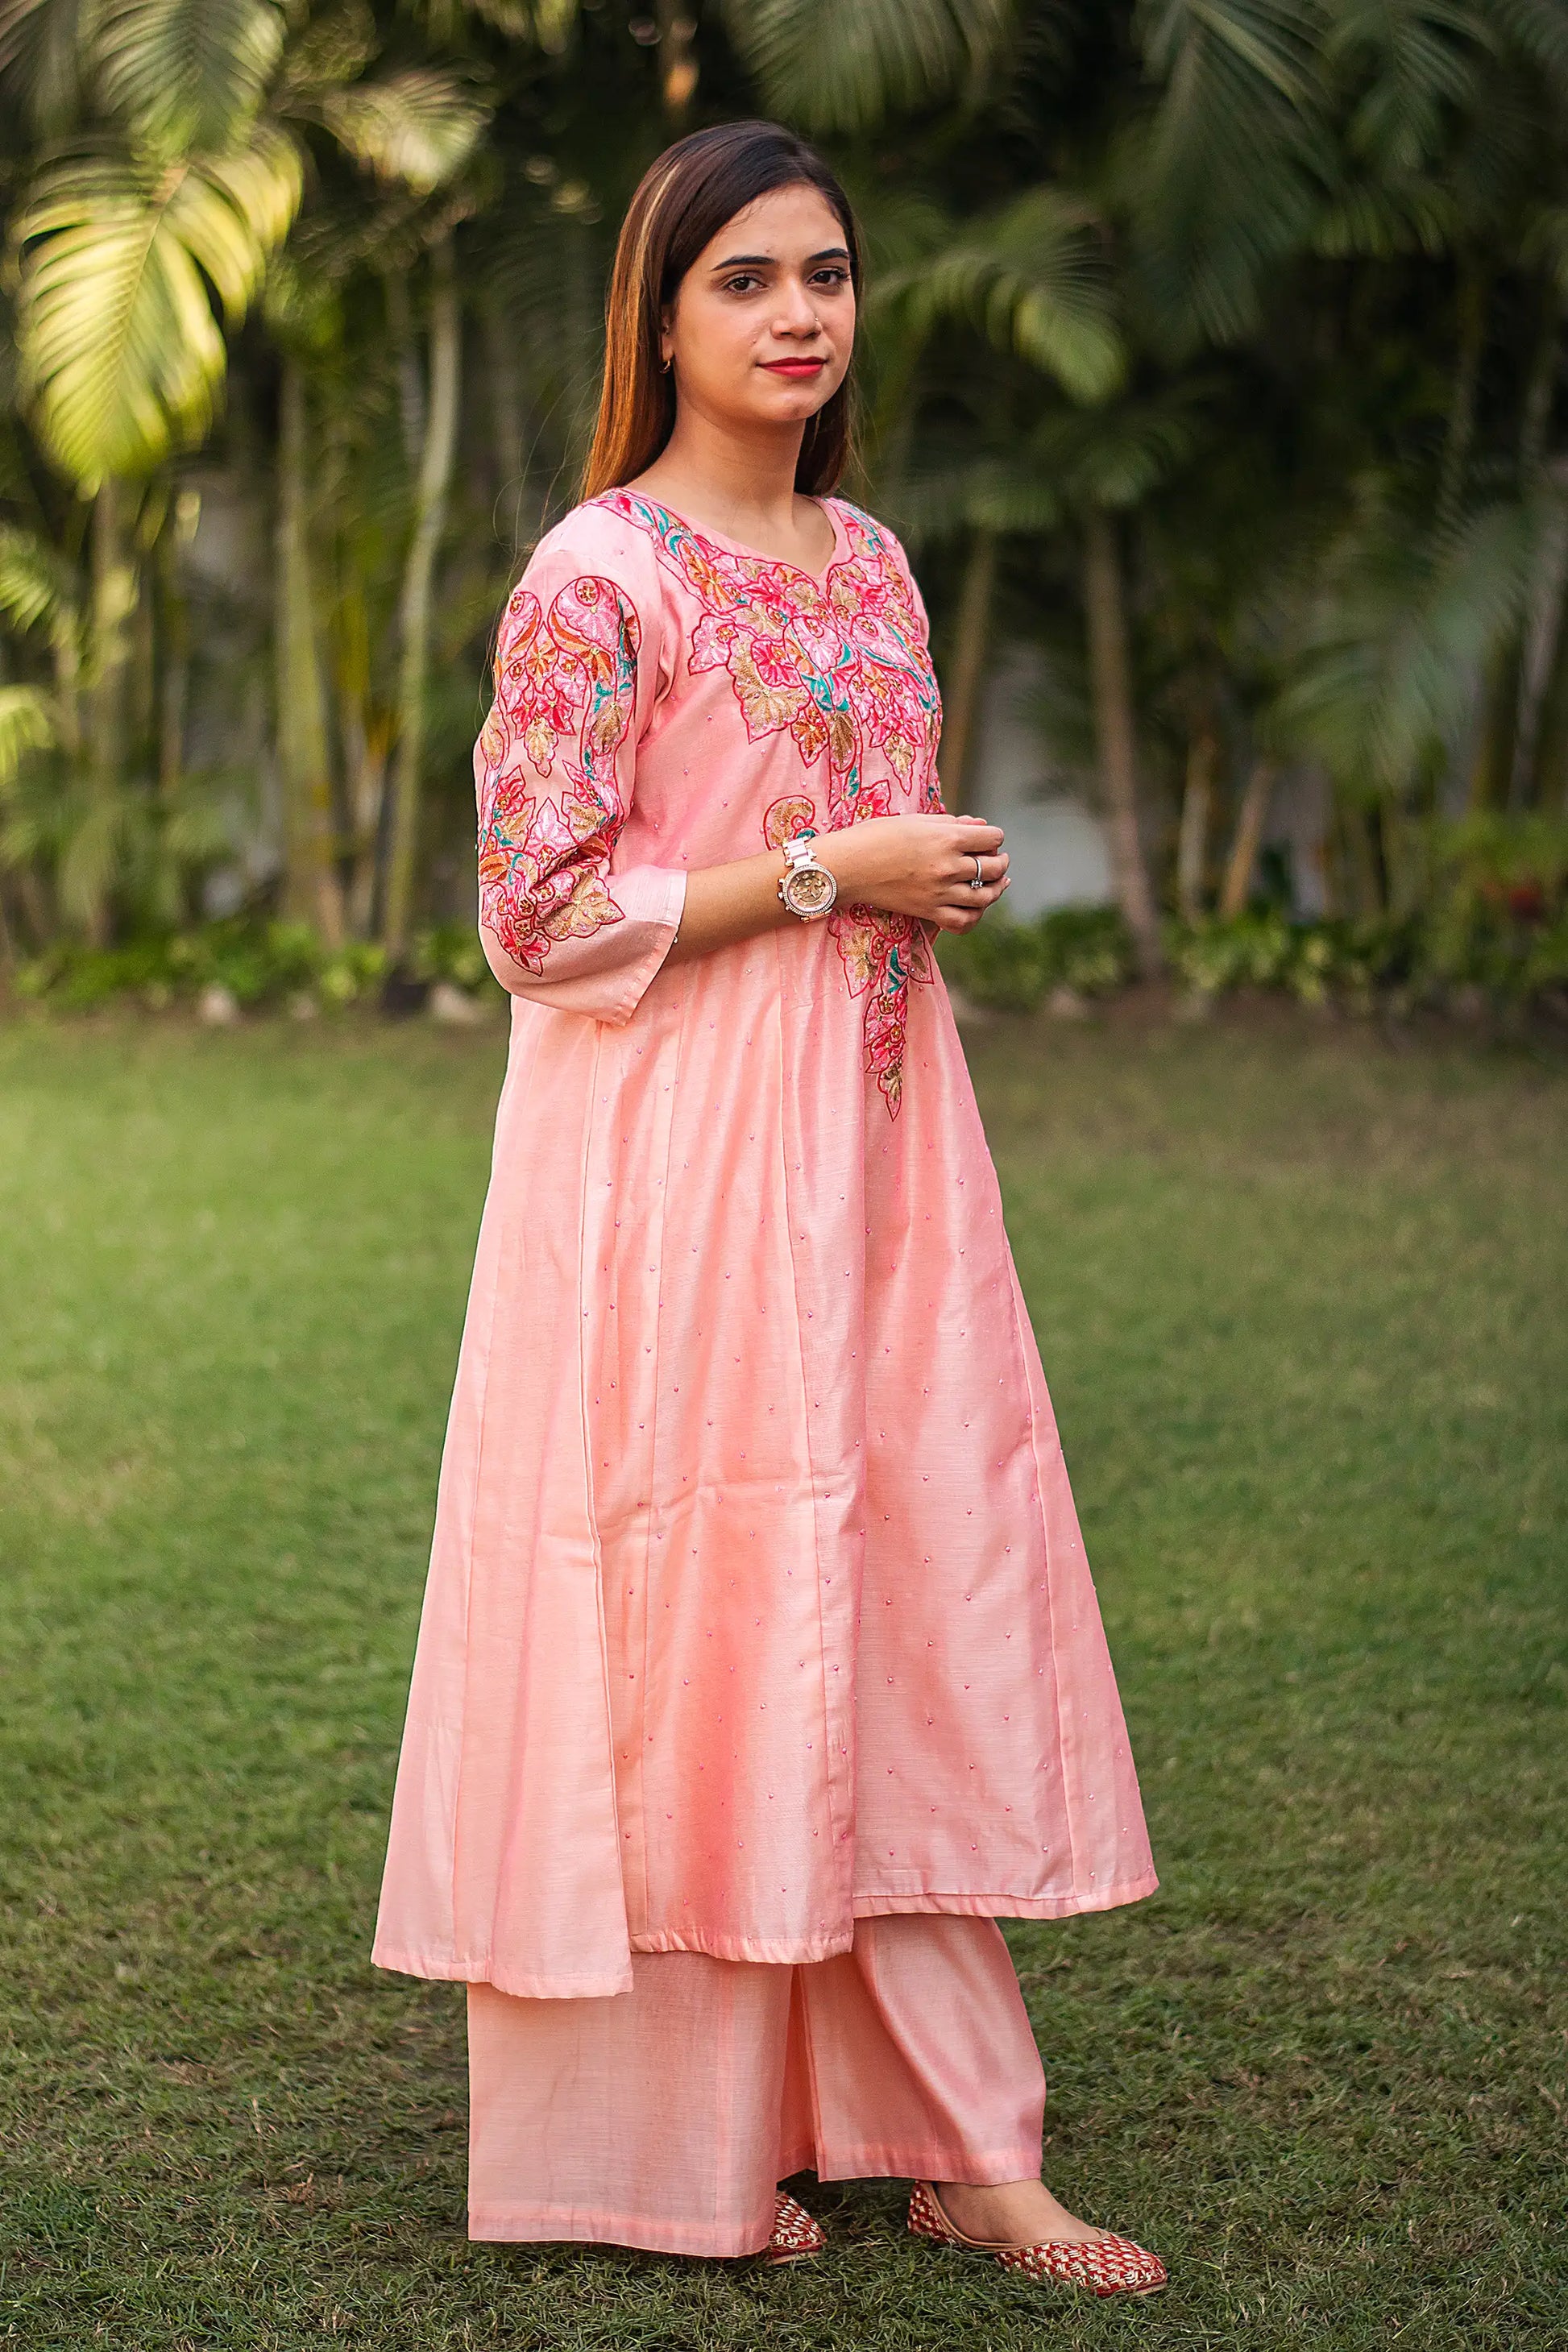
965, 648, 1114, 915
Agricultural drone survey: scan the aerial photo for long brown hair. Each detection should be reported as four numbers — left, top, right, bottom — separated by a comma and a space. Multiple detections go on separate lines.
581, 121, 861, 504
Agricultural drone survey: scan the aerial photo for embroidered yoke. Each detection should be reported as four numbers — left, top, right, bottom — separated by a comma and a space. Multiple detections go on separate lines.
373, 492, 1156, 1998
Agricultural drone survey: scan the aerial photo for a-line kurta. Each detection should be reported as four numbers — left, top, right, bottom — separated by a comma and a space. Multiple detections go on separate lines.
373, 489, 1156, 2001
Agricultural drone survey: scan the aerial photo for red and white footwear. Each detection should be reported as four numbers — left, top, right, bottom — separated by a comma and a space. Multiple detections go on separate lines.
908, 2179, 1166, 2298
765, 2188, 827, 2266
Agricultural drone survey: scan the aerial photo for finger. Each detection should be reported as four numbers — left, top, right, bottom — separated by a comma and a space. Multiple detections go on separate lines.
948, 852, 1009, 886
937, 886, 1008, 916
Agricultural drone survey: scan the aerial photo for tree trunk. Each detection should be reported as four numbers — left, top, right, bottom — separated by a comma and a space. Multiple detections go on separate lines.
939, 527, 996, 807
52, 605, 82, 761
1519, 283, 1562, 481
156, 516, 189, 800
565, 219, 596, 476
1176, 725, 1214, 920
1218, 758, 1275, 919
384, 268, 426, 471
87, 479, 131, 799
130, 548, 156, 756
481, 296, 532, 550
1334, 794, 1383, 919
384, 234, 462, 960
1508, 289, 1565, 804
1437, 258, 1487, 537
1530, 575, 1568, 814
1467, 641, 1524, 811
1082, 506, 1161, 976
331, 566, 388, 939
85, 479, 134, 944
274, 355, 343, 944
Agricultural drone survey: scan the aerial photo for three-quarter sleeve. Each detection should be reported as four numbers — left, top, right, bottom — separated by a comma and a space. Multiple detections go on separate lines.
475, 519, 686, 1026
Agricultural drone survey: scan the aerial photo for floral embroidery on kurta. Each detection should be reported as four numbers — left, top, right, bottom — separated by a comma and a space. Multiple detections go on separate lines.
476, 572, 640, 975
599, 491, 944, 1114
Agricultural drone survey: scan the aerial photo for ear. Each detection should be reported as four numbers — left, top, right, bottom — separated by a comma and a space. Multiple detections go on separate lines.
657, 301, 675, 369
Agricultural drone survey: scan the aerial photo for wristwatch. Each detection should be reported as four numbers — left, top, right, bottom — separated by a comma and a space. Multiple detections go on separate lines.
777, 830, 838, 920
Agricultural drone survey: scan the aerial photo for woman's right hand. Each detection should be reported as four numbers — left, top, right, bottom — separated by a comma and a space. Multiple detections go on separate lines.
816, 813, 1010, 932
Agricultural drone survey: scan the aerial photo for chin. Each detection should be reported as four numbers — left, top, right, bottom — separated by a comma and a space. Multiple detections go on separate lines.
749, 382, 836, 423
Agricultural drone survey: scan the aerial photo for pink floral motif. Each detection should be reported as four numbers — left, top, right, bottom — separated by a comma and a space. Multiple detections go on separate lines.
763, 794, 819, 849
601, 492, 944, 1112
477, 573, 640, 974
832, 908, 933, 1116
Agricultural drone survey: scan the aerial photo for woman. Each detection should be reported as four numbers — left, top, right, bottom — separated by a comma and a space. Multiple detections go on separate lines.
374, 119, 1163, 2297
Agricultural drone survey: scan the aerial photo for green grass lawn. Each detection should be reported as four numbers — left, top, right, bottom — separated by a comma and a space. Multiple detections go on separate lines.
1, 1005, 1563, 2350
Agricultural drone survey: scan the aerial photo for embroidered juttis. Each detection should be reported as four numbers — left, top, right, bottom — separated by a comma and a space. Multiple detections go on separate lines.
373, 492, 1156, 2003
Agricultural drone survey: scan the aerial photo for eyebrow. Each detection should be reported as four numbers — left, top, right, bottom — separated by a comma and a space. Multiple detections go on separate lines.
709, 246, 852, 271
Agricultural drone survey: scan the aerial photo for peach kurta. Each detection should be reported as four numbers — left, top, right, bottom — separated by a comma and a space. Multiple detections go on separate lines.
373, 490, 1155, 2001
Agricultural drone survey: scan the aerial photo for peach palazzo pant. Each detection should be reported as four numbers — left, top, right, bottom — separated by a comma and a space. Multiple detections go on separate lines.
467, 1913, 1047, 2257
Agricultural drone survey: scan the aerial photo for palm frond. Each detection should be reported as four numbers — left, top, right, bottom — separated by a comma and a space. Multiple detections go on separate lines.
262, 247, 343, 353
849, 181, 955, 278
317, 68, 487, 194
1520, 201, 1568, 296
1324, 0, 1490, 174
411, 0, 577, 46
1313, 175, 1456, 256
1030, 392, 1207, 510
56, 788, 135, 928
1277, 492, 1546, 790
272, 0, 377, 102
875, 190, 1124, 405
0, 0, 90, 137
1130, 0, 1334, 346
886, 455, 1061, 545
0, 522, 78, 640
0, 682, 56, 790
180, 123, 304, 312
720, 0, 1015, 134
92, 0, 285, 160
1487, 0, 1568, 91
13, 128, 302, 483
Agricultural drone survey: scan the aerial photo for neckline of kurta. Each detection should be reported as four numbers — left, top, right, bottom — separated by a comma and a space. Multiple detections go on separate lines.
605, 491, 847, 591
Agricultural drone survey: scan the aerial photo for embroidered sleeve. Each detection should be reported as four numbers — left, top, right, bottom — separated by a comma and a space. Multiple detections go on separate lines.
475, 533, 685, 1025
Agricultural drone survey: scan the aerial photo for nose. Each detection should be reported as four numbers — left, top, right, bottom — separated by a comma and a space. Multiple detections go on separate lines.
774, 276, 823, 339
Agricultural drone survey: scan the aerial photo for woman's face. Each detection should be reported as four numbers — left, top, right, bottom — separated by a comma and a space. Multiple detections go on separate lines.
662, 182, 855, 439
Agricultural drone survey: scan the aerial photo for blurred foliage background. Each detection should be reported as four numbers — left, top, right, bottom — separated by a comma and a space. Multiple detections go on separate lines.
2, 0, 1568, 1012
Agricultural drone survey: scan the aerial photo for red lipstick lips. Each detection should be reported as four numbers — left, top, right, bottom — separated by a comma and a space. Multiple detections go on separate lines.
761, 358, 827, 377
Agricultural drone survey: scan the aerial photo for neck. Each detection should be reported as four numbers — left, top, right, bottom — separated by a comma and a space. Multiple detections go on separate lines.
641, 401, 807, 534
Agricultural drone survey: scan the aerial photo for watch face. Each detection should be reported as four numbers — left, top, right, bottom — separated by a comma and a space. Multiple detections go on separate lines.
784, 865, 836, 917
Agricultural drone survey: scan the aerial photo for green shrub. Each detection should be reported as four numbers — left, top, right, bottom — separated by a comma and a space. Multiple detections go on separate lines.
9, 918, 504, 1014
1168, 915, 1418, 1009
318, 941, 389, 1006
414, 921, 495, 994
10, 840, 1567, 1023
937, 903, 1133, 1010
1418, 812, 1568, 1002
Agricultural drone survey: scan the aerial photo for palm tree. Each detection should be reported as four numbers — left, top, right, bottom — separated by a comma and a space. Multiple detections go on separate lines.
0, 0, 486, 939
4, 1, 304, 490
720, 0, 1017, 132
2, 0, 1565, 968
267, 60, 487, 945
